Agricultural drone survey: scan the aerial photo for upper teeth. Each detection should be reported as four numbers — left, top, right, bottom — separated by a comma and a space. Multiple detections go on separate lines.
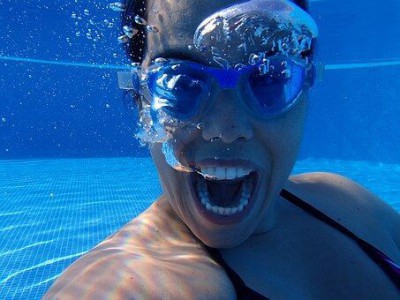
199, 166, 252, 180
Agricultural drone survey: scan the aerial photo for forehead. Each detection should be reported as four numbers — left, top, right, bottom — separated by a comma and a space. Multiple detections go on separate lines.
144, 0, 239, 64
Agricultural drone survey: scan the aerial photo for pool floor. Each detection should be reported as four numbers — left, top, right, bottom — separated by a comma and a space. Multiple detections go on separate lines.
0, 157, 399, 299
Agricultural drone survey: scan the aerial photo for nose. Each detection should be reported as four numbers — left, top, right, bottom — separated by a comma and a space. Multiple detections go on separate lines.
201, 89, 254, 143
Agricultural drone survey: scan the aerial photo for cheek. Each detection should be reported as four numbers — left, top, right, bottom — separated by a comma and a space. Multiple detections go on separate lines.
255, 96, 307, 164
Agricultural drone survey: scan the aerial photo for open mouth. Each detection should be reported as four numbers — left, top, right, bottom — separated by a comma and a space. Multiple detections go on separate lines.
190, 165, 258, 221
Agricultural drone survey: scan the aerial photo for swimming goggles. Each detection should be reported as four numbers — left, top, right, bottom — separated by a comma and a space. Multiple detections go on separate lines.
134, 56, 315, 121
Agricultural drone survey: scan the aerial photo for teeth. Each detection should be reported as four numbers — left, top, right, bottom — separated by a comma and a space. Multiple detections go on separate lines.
240, 198, 249, 206
199, 166, 252, 180
195, 176, 255, 216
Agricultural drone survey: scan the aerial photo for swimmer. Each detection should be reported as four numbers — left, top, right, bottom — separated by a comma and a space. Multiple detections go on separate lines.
45, 0, 400, 298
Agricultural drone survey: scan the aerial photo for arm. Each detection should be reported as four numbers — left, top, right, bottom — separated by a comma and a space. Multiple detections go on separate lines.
44, 198, 235, 299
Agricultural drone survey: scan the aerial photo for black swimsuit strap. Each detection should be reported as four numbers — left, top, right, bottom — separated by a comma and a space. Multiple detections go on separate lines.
280, 189, 400, 290
204, 245, 269, 299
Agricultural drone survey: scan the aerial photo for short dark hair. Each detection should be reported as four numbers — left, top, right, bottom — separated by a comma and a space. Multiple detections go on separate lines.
121, 0, 310, 62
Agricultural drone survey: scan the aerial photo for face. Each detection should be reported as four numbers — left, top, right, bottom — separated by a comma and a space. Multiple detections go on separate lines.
140, 0, 313, 248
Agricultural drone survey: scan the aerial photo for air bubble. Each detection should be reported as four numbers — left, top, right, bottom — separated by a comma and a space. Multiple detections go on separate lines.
154, 57, 168, 65
234, 63, 245, 71
146, 25, 159, 33
161, 142, 194, 173
76, 31, 81, 37
135, 15, 147, 25
171, 64, 180, 70
211, 46, 222, 56
118, 35, 129, 44
196, 44, 208, 53
262, 58, 270, 70
213, 56, 230, 69
107, 22, 114, 28
1, 117, 6, 123
282, 69, 291, 78
71, 13, 77, 19
109, 2, 126, 12
188, 45, 194, 50
105, 104, 111, 109
259, 64, 268, 75
248, 53, 260, 65
238, 43, 247, 53
281, 61, 288, 68
123, 25, 138, 38
84, 9, 90, 15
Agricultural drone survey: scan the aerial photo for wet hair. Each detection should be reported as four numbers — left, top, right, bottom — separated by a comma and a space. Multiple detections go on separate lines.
121, 0, 311, 62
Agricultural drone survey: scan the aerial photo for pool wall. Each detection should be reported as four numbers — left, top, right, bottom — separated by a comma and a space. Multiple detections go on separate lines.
0, 0, 399, 162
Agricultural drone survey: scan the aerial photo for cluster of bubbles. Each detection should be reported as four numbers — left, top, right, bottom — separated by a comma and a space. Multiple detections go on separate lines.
130, 62, 196, 172
193, 1, 317, 70
117, 6, 160, 45
130, 58, 203, 147
68, 1, 159, 54
134, 97, 181, 146
69, 6, 117, 46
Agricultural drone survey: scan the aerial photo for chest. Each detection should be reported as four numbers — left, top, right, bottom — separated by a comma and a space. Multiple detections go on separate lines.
216, 222, 399, 298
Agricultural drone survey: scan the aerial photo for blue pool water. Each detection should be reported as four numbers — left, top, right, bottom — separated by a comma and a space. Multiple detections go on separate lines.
0, 157, 399, 299
1, 0, 400, 298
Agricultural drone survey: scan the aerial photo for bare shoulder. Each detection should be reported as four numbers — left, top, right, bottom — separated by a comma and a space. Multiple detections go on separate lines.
44, 196, 234, 299
285, 172, 400, 254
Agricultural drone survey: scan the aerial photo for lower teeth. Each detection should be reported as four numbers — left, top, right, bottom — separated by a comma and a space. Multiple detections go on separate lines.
196, 176, 254, 216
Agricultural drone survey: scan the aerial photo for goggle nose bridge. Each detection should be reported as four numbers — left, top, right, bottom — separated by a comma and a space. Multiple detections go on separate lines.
206, 68, 243, 89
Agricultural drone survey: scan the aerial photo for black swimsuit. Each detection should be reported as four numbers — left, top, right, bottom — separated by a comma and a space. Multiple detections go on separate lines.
205, 189, 400, 299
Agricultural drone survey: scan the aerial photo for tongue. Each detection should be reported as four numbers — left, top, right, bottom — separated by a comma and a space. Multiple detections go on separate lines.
207, 179, 242, 206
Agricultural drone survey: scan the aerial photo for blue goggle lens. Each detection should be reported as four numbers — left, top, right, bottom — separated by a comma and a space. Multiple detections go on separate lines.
247, 59, 306, 117
149, 65, 208, 120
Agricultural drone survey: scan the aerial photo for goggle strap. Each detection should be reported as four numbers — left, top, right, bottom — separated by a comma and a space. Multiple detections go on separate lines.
315, 62, 325, 82
117, 70, 141, 91
117, 71, 134, 90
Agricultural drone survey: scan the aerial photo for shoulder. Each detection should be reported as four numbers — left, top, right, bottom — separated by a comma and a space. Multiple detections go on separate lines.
285, 172, 400, 255
44, 196, 234, 299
